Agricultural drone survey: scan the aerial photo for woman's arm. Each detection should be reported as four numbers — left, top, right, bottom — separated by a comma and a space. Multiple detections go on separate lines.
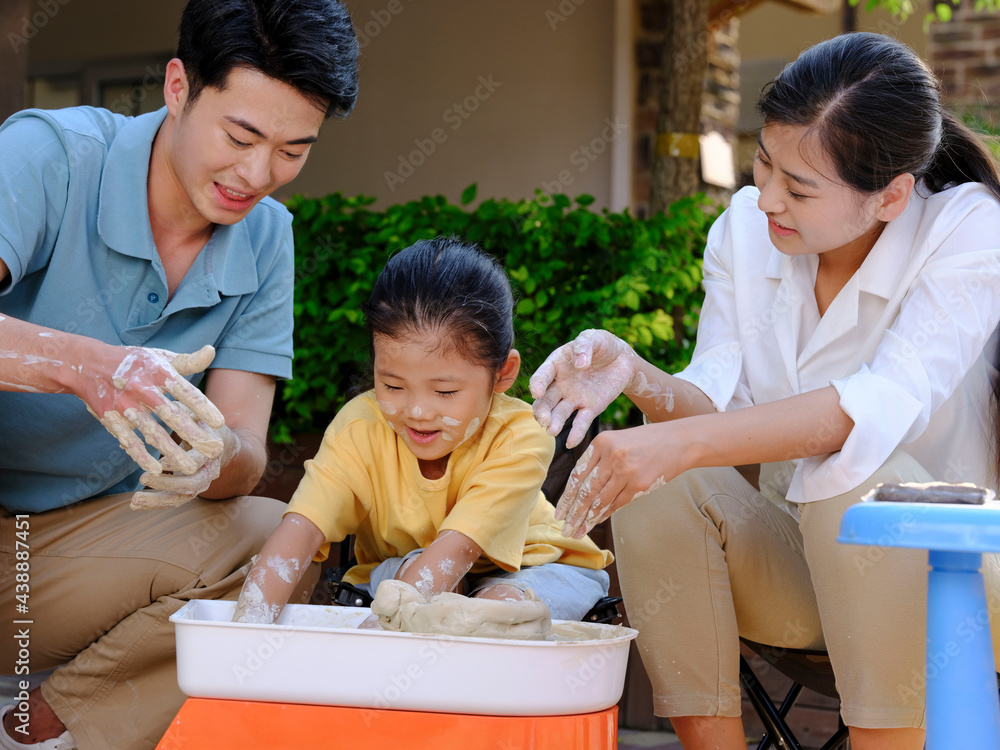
396, 529, 483, 595
232, 512, 326, 624
557, 385, 853, 538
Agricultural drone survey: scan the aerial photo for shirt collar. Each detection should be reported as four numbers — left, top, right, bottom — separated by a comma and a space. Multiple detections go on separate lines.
856, 190, 923, 300
97, 108, 165, 261
98, 107, 259, 297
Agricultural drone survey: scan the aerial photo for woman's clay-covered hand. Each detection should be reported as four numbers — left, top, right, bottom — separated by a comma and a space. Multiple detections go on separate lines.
129, 426, 241, 509
79, 344, 226, 475
556, 422, 683, 539
529, 329, 641, 449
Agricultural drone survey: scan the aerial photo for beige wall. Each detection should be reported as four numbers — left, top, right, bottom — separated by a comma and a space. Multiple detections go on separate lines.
296, 0, 616, 207
27, 0, 618, 209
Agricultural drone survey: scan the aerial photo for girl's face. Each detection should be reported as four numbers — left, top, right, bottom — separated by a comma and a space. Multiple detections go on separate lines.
753, 122, 885, 265
373, 331, 501, 475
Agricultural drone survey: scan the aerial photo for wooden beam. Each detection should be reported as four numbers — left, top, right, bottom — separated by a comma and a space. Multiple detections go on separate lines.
0, 0, 31, 123
710, 0, 840, 22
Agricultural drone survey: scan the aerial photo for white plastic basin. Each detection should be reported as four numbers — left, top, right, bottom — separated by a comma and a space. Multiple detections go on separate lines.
170, 600, 637, 716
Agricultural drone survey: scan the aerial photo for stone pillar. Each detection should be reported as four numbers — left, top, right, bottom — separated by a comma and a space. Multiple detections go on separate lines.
0, 0, 31, 123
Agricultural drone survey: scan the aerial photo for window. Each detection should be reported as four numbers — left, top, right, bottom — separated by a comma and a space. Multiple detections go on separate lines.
27, 56, 168, 116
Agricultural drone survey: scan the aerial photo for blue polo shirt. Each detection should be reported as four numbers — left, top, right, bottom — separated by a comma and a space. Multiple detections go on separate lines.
0, 107, 295, 513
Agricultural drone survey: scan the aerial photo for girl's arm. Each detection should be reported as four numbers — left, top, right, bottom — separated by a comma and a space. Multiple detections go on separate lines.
557, 386, 853, 538
396, 529, 483, 595
232, 512, 326, 624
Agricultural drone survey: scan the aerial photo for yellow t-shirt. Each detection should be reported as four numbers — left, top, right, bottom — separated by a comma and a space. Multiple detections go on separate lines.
285, 391, 613, 585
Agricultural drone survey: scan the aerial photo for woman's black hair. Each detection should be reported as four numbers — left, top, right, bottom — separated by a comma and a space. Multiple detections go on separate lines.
176, 0, 359, 118
362, 237, 515, 375
758, 31, 1000, 485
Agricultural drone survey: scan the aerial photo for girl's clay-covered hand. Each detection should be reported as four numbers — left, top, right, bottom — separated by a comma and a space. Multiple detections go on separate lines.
555, 423, 678, 539
529, 329, 641, 448
80, 344, 225, 476
129, 425, 241, 510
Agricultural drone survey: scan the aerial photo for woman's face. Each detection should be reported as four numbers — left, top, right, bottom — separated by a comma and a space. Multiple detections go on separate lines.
753, 122, 885, 265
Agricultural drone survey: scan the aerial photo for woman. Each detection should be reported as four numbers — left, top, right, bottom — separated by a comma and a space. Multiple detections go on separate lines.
529, 32, 1000, 750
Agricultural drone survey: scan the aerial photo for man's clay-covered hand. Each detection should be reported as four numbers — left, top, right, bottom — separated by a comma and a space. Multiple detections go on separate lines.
129, 425, 241, 510
82, 344, 225, 475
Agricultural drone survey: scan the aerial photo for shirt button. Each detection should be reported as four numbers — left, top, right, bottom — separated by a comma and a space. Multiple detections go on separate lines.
147, 293, 160, 304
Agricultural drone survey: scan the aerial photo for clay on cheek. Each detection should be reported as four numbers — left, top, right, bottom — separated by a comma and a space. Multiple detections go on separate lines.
463, 417, 480, 442
378, 400, 397, 415
440, 416, 460, 443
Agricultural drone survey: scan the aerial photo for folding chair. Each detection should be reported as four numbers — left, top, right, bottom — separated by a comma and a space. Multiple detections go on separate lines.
739, 638, 849, 750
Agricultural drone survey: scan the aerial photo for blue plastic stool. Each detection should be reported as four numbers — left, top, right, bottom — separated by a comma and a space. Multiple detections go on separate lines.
838, 483, 1000, 750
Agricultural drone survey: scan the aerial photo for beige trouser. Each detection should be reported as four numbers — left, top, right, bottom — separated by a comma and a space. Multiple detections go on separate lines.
611, 451, 1000, 729
0, 492, 318, 750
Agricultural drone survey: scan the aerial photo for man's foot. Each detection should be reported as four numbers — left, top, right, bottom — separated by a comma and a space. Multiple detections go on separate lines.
0, 697, 75, 749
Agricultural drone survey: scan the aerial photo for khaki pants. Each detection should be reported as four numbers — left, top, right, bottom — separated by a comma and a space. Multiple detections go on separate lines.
611, 451, 1000, 729
0, 492, 318, 750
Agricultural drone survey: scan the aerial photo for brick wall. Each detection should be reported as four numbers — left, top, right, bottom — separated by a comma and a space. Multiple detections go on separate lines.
632, 1, 741, 217
929, 3, 1000, 119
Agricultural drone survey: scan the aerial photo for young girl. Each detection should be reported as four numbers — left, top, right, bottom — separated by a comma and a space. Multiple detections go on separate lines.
234, 237, 612, 627
530, 33, 1000, 750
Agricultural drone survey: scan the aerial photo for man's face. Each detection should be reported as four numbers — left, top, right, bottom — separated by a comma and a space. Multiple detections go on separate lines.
167, 65, 325, 226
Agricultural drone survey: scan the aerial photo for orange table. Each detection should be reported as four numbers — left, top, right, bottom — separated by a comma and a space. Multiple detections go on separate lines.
156, 698, 618, 749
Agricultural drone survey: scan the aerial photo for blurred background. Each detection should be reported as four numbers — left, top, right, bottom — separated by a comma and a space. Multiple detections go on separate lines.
2, 0, 959, 217
3, 2, 998, 744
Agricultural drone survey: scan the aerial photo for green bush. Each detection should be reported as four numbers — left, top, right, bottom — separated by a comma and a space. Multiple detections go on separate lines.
271, 185, 719, 442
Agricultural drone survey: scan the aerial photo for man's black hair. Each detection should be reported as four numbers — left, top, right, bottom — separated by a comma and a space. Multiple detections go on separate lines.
177, 0, 359, 118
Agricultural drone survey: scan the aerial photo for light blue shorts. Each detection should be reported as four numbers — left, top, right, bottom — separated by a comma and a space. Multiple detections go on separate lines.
360, 549, 610, 621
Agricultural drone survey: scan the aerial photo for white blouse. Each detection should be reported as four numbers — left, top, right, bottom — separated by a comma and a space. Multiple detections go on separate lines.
676, 184, 1000, 506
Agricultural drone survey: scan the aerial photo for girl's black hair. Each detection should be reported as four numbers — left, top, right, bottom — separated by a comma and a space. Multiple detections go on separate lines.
758, 31, 1000, 485
362, 237, 515, 375
177, 0, 359, 118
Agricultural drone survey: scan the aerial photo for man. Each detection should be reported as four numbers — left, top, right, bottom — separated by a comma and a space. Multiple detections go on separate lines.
0, 1, 358, 748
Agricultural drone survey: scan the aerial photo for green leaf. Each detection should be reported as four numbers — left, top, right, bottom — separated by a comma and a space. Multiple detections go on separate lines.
273, 187, 720, 437
576, 194, 595, 206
